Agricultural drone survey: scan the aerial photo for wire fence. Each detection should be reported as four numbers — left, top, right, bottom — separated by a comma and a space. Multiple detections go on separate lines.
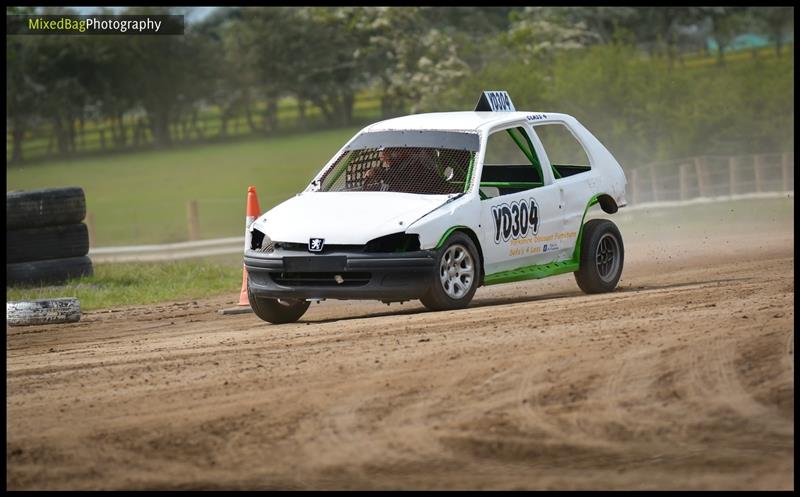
627, 152, 794, 205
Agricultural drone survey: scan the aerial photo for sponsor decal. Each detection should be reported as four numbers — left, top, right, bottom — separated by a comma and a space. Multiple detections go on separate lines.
507, 231, 574, 257
543, 241, 560, 253
309, 238, 325, 252
491, 198, 539, 244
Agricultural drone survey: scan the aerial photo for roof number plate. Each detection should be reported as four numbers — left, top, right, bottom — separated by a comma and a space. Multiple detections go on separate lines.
475, 90, 515, 112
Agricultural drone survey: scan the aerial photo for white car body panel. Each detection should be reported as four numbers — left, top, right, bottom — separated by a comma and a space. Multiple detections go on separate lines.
405, 193, 479, 249
250, 192, 451, 245
249, 109, 627, 279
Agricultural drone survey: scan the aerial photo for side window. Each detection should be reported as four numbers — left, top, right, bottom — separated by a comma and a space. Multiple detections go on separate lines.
480, 126, 543, 199
484, 127, 533, 165
533, 123, 592, 179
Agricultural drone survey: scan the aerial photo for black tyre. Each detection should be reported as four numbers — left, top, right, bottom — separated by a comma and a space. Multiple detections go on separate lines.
248, 288, 310, 324
574, 219, 624, 294
6, 187, 86, 230
7, 223, 90, 263
420, 231, 481, 311
7, 256, 94, 287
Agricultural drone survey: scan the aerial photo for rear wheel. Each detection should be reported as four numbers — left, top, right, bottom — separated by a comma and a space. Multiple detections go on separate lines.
420, 232, 481, 311
574, 219, 624, 294
248, 289, 310, 324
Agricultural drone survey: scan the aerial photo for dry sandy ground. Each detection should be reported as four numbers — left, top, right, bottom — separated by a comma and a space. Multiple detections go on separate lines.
6, 227, 794, 490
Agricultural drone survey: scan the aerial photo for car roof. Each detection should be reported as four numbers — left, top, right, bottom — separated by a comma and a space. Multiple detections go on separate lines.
363, 111, 570, 133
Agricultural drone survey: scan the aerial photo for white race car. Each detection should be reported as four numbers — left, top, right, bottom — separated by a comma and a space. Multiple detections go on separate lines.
245, 91, 627, 324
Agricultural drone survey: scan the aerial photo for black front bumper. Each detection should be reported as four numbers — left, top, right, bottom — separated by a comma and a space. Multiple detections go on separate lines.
244, 250, 437, 300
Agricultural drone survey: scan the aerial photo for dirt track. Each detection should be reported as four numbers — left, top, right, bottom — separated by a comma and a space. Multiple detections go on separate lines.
6, 228, 794, 490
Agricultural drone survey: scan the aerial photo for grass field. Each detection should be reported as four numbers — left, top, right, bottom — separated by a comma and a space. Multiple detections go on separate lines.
6, 258, 244, 311
7, 126, 363, 246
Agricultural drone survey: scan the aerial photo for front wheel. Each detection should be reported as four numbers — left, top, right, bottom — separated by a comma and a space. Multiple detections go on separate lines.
420, 232, 481, 311
248, 289, 310, 324
574, 219, 624, 294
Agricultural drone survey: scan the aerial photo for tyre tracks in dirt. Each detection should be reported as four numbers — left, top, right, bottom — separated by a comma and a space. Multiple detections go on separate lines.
6, 232, 794, 490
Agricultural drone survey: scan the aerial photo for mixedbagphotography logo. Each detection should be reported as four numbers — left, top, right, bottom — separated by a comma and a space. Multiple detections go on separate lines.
7, 14, 185, 35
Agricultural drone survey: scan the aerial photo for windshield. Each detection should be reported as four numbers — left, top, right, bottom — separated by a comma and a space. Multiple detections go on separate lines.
316, 131, 479, 195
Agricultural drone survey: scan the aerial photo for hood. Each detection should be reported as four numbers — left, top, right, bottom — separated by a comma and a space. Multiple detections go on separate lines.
250, 191, 451, 245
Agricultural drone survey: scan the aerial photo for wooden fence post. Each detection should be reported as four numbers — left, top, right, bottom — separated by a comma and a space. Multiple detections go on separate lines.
85, 211, 96, 248
187, 200, 200, 241
679, 163, 690, 200
728, 156, 738, 196
631, 169, 639, 204
754, 155, 764, 193
694, 157, 709, 197
650, 166, 659, 202
781, 152, 792, 192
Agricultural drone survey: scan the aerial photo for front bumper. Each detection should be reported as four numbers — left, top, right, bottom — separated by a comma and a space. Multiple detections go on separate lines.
244, 249, 437, 301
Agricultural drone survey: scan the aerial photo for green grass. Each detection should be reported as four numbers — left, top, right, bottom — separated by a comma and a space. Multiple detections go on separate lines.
7, 126, 364, 246
5, 258, 245, 311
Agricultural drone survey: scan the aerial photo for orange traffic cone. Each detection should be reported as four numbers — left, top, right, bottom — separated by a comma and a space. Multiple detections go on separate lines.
238, 267, 250, 306
245, 185, 262, 231
239, 186, 261, 306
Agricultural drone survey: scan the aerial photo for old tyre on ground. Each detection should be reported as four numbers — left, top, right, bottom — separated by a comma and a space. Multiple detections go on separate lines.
6, 297, 81, 326
6, 187, 86, 230
248, 288, 311, 324
574, 219, 624, 294
7, 223, 90, 263
420, 231, 481, 311
7, 256, 94, 286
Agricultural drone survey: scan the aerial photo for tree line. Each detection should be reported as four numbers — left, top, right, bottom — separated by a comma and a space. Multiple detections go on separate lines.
6, 6, 794, 164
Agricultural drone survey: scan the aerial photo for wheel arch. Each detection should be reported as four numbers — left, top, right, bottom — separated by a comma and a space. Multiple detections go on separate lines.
573, 192, 619, 262
596, 193, 619, 214
435, 225, 486, 285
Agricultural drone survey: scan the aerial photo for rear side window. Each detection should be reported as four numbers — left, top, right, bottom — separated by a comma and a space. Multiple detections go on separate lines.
533, 123, 591, 179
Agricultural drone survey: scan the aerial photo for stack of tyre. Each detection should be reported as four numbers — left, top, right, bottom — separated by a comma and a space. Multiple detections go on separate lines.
7, 187, 93, 286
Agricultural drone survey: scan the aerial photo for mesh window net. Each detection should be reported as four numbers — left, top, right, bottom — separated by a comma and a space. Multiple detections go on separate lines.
316, 131, 479, 195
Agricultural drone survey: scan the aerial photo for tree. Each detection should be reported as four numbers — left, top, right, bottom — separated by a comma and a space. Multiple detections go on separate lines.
295, 7, 374, 125
7, 36, 42, 162
112, 6, 214, 147
358, 7, 470, 115
223, 7, 314, 132
693, 7, 749, 66
197, 8, 250, 137
751, 7, 794, 57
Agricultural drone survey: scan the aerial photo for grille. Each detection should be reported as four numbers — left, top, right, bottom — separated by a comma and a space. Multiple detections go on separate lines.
275, 242, 365, 253
275, 234, 419, 254
270, 272, 371, 287
319, 146, 475, 195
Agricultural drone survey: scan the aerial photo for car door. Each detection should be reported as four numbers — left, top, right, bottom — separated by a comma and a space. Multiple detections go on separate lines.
529, 120, 597, 261
478, 123, 563, 276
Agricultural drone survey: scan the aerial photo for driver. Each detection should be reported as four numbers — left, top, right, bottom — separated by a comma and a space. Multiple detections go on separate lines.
363, 147, 454, 194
